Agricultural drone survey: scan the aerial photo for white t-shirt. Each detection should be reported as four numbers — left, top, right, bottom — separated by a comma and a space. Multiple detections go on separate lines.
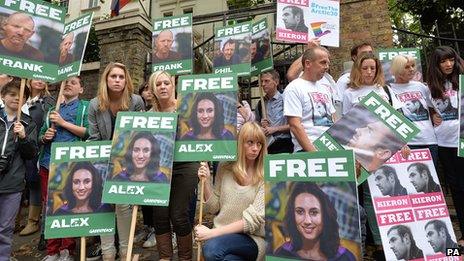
429, 81, 459, 147
284, 78, 336, 152
342, 85, 392, 115
390, 81, 437, 145
336, 72, 350, 100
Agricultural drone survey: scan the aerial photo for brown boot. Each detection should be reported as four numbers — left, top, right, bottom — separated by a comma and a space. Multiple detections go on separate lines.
19, 205, 41, 236
176, 233, 192, 261
155, 233, 173, 261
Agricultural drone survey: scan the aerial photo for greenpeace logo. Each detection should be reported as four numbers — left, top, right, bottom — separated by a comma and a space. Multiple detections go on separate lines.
89, 228, 114, 234
212, 155, 236, 160
143, 199, 168, 204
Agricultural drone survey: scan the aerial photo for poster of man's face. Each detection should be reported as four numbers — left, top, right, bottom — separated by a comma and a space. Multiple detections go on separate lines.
213, 33, 251, 67
152, 27, 192, 63
251, 29, 271, 65
0, 8, 63, 63
277, 5, 309, 33
326, 104, 404, 172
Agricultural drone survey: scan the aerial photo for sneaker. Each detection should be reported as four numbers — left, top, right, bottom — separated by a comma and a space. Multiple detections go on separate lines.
86, 243, 102, 261
142, 229, 156, 248
134, 225, 150, 243
58, 249, 73, 261
41, 254, 59, 261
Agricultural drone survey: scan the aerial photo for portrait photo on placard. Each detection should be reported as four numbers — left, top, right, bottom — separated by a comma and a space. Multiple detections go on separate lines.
0, 7, 63, 63
58, 23, 91, 66
107, 130, 174, 184
251, 27, 271, 64
266, 181, 361, 260
213, 33, 251, 68
177, 92, 237, 141
152, 26, 192, 63
47, 161, 112, 216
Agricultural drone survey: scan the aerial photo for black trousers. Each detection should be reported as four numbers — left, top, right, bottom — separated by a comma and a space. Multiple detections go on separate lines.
438, 146, 464, 235
268, 138, 294, 154
153, 162, 200, 237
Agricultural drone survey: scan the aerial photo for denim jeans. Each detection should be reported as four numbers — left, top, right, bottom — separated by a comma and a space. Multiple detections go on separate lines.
0, 192, 22, 261
202, 233, 258, 261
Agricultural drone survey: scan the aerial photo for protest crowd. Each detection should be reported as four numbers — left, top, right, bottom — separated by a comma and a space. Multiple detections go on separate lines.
0, 1, 464, 261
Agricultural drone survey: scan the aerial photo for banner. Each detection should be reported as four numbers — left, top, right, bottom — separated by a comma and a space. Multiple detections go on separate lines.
276, 0, 340, 47
213, 21, 251, 76
265, 150, 362, 260
102, 112, 177, 206
0, 0, 92, 82
251, 18, 273, 76
378, 48, 423, 84
45, 141, 115, 239
368, 149, 463, 261
314, 92, 420, 184
175, 73, 237, 161
152, 14, 192, 75
459, 75, 464, 157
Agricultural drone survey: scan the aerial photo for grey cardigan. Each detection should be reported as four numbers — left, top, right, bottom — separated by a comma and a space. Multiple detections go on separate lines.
87, 94, 145, 141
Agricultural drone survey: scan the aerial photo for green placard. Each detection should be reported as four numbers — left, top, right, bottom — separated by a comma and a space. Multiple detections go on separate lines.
152, 14, 193, 75
213, 21, 251, 76
251, 18, 273, 76
102, 112, 177, 206
0, 0, 92, 82
176, 73, 238, 161
459, 75, 464, 157
265, 150, 361, 260
314, 92, 420, 185
45, 141, 115, 239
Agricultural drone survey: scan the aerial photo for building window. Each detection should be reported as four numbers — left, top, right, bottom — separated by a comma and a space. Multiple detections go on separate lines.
88, 0, 98, 8
163, 11, 173, 17
183, 8, 193, 14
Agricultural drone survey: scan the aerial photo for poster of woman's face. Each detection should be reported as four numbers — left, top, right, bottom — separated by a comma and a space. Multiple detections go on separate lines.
265, 181, 361, 260
108, 130, 173, 183
177, 92, 237, 141
48, 161, 111, 216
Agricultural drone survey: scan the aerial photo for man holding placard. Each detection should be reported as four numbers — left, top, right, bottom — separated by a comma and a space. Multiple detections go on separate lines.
284, 46, 336, 152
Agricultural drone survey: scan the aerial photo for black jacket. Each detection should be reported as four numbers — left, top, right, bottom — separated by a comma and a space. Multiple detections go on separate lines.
0, 110, 38, 193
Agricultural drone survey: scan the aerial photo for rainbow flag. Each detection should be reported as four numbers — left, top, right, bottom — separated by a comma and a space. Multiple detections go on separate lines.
111, 0, 132, 17
311, 22, 331, 37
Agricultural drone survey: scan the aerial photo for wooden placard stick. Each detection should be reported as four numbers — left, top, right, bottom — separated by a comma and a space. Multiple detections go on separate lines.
16, 78, 26, 121
80, 237, 86, 261
126, 205, 138, 261
55, 81, 66, 113
197, 161, 207, 261
258, 76, 267, 120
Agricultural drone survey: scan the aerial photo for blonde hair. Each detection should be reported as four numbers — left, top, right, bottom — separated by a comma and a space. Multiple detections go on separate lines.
232, 122, 267, 186
390, 54, 416, 76
148, 70, 174, 112
26, 79, 50, 97
349, 52, 385, 89
97, 62, 134, 111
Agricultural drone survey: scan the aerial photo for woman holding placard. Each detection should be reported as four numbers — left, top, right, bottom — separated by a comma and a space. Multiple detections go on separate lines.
389, 54, 438, 165
149, 70, 199, 260
195, 122, 266, 261
87, 62, 144, 260
426, 46, 464, 246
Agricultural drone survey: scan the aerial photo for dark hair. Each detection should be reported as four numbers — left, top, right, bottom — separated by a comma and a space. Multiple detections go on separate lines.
284, 182, 340, 258
283, 6, 305, 24
407, 162, 434, 188
426, 46, 463, 99
138, 81, 148, 96
189, 92, 225, 138
67, 75, 84, 88
424, 220, 452, 241
350, 42, 373, 61
63, 162, 102, 212
222, 39, 235, 51
376, 165, 400, 184
1, 77, 30, 100
388, 225, 419, 249
124, 132, 160, 178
